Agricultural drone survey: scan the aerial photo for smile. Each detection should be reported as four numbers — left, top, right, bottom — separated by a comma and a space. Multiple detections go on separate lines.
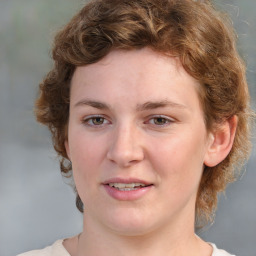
108, 183, 148, 191
103, 179, 153, 201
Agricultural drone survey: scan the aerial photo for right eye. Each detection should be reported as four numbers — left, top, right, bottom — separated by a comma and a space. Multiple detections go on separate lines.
82, 115, 110, 127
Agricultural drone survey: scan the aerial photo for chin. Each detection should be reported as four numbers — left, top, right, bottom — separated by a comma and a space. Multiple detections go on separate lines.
103, 209, 158, 236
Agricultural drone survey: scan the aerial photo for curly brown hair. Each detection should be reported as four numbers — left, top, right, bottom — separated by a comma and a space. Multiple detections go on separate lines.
35, 0, 253, 225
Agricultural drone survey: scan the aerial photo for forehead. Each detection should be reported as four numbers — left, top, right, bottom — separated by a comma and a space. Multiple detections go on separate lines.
72, 48, 192, 83
71, 47, 199, 87
70, 48, 202, 112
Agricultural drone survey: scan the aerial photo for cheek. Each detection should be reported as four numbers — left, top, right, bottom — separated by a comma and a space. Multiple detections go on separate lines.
69, 128, 106, 163
149, 134, 206, 214
68, 131, 107, 189
149, 132, 206, 187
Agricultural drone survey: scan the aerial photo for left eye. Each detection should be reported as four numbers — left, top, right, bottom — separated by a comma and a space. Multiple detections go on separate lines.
148, 116, 173, 126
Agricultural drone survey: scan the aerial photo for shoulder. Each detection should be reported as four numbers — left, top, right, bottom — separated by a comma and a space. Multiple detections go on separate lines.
17, 240, 70, 256
210, 243, 236, 256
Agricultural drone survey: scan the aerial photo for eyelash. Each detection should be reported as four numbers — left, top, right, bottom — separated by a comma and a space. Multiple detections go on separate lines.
82, 115, 110, 127
146, 115, 174, 127
82, 115, 174, 128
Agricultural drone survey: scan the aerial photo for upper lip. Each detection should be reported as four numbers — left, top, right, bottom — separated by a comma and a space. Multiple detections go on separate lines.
102, 177, 153, 186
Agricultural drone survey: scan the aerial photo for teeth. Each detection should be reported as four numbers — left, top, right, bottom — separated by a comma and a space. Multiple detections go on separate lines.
109, 183, 146, 190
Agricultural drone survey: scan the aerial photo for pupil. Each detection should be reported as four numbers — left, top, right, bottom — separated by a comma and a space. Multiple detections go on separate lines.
93, 117, 103, 125
155, 118, 165, 125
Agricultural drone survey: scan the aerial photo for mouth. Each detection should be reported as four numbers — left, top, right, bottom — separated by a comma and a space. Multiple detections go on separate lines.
108, 182, 151, 191
102, 178, 153, 200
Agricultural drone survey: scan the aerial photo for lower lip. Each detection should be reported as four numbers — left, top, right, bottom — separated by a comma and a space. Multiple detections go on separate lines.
103, 184, 153, 201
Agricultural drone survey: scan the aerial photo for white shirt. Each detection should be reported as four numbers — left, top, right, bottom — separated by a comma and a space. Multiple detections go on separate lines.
17, 240, 236, 256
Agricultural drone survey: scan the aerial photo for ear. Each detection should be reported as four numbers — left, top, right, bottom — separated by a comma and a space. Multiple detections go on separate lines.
204, 115, 238, 167
65, 140, 71, 160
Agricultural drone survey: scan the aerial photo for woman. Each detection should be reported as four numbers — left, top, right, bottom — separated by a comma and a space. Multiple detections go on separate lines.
19, 0, 253, 255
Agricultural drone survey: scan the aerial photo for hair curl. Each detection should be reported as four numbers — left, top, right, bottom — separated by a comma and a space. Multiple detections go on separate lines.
35, 0, 253, 225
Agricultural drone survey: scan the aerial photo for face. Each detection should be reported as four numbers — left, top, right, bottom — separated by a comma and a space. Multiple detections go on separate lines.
65, 48, 213, 236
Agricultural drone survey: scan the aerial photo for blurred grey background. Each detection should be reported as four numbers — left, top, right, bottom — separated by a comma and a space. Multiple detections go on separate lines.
0, 0, 255, 255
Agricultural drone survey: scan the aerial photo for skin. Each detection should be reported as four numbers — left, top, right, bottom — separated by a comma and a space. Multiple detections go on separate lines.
64, 48, 236, 256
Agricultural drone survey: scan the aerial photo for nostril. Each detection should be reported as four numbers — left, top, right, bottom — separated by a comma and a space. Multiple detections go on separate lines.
107, 149, 144, 167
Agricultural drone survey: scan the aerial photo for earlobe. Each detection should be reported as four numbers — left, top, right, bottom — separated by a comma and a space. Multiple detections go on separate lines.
204, 115, 238, 167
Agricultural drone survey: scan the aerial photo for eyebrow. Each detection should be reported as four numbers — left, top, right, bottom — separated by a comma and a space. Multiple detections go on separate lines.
74, 99, 188, 111
74, 100, 110, 109
135, 100, 188, 111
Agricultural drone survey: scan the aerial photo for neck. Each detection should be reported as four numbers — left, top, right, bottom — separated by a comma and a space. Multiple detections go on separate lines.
74, 212, 211, 256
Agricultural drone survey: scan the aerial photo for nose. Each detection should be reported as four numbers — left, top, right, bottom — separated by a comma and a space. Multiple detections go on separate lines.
106, 124, 144, 168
